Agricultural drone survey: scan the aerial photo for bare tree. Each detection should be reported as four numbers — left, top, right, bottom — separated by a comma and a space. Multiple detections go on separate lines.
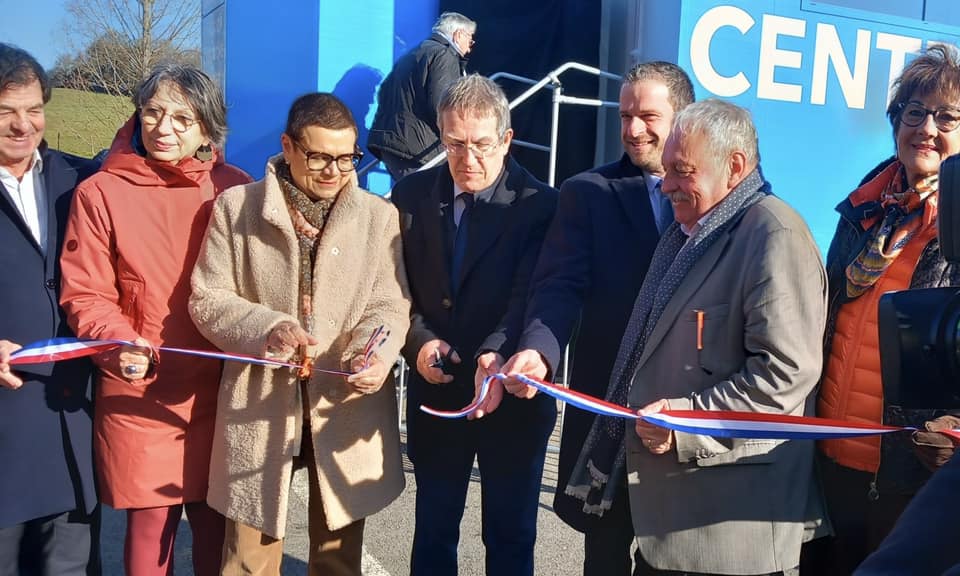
59, 0, 200, 96
49, 0, 199, 155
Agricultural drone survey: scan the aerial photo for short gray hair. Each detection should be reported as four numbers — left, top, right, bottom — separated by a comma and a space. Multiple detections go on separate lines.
433, 12, 476, 37
671, 99, 759, 175
438, 74, 511, 139
132, 64, 228, 147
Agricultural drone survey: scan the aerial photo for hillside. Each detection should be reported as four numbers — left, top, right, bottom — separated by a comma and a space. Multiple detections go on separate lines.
44, 87, 133, 158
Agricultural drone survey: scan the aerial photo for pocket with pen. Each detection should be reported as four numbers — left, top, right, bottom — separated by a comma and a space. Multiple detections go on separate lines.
685, 303, 731, 376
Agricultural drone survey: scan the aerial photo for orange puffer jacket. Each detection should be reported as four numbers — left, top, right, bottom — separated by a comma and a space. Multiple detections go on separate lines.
818, 223, 937, 472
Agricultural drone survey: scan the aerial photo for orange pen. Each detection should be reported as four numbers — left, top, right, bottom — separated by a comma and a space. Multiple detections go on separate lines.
695, 309, 704, 351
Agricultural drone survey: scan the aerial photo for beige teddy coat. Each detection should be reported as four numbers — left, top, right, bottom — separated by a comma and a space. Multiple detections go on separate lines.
189, 156, 409, 538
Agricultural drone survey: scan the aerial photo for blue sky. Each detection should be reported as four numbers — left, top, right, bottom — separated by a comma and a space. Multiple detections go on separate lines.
3, 0, 70, 69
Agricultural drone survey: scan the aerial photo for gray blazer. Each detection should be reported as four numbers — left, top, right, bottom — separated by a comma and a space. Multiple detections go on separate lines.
625, 195, 827, 574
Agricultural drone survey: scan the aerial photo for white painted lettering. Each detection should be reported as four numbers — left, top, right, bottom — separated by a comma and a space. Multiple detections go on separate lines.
811, 24, 871, 109
757, 15, 806, 103
690, 5, 754, 97
876, 32, 923, 104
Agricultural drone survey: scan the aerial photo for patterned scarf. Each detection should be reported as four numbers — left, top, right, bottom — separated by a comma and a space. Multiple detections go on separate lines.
565, 169, 769, 516
845, 164, 938, 298
275, 161, 335, 337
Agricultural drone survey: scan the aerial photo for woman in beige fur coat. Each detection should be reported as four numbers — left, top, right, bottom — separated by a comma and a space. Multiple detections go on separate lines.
188, 93, 409, 576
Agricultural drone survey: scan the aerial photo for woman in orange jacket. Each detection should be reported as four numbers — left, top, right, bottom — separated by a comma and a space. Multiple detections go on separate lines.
59, 64, 251, 575
808, 44, 960, 574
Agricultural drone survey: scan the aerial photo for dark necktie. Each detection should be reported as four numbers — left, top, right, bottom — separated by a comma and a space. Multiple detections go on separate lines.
655, 181, 673, 234
451, 193, 474, 292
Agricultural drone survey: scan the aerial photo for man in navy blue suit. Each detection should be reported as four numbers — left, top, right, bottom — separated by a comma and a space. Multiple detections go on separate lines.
497, 61, 695, 576
0, 44, 99, 576
394, 73, 557, 576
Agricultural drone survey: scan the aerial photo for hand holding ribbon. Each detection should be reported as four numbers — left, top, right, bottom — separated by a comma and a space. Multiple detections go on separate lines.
636, 399, 674, 454
0, 339, 23, 389
264, 321, 317, 362
500, 349, 548, 399
469, 352, 504, 420
115, 337, 155, 382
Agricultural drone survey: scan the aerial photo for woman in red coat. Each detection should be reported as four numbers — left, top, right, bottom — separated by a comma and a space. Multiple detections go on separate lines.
59, 64, 251, 576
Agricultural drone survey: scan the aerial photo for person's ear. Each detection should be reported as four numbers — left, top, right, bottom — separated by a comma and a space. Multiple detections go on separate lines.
727, 151, 747, 188
500, 128, 514, 150
280, 133, 295, 164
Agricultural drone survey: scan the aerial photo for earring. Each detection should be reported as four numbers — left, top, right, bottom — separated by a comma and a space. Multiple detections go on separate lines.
195, 144, 213, 162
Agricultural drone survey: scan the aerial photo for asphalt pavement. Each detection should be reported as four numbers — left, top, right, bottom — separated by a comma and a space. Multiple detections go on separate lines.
99, 406, 587, 575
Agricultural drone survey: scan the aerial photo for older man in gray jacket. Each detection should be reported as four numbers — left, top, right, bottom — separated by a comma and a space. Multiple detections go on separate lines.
569, 99, 827, 575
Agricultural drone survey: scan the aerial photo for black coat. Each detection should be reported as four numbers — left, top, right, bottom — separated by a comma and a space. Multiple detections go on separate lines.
368, 33, 466, 163
855, 450, 960, 575
516, 155, 661, 532
0, 146, 98, 528
393, 157, 557, 460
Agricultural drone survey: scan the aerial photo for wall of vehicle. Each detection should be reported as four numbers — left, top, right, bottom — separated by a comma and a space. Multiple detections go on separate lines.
644, 0, 960, 249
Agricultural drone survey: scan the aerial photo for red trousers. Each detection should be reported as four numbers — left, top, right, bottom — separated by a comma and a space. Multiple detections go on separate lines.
125, 501, 224, 576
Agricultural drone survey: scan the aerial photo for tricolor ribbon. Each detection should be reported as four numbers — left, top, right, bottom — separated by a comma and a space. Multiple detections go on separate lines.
8, 334, 386, 379
8, 338, 119, 365
420, 373, 960, 441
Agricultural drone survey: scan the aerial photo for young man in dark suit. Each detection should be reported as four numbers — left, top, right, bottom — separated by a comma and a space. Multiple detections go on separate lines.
0, 43, 99, 576
497, 62, 695, 576
393, 73, 557, 576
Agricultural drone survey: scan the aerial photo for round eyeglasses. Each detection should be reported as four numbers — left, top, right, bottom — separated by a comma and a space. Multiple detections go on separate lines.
140, 106, 199, 133
898, 101, 960, 133
292, 139, 363, 172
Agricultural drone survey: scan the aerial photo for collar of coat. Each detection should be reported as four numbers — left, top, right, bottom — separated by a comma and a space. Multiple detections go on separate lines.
261, 154, 365, 231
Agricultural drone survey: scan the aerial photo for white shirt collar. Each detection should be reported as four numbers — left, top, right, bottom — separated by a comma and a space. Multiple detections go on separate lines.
680, 209, 714, 238
0, 149, 43, 181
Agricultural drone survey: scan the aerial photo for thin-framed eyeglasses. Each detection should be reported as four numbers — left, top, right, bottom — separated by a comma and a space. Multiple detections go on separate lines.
898, 101, 960, 132
139, 106, 199, 133
443, 138, 500, 159
459, 30, 476, 47
292, 139, 363, 172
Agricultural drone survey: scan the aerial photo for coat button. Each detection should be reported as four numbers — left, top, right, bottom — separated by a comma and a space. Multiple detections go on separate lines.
328, 319, 336, 327
332, 247, 340, 256
45, 279, 56, 289
441, 297, 452, 309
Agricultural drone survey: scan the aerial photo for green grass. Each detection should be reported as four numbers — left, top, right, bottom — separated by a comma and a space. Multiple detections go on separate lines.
44, 88, 133, 158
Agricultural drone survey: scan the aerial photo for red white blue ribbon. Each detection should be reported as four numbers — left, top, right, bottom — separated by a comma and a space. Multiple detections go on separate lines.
7, 337, 368, 377
419, 374, 492, 419
419, 373, 944, 441
9, 338, 119, 365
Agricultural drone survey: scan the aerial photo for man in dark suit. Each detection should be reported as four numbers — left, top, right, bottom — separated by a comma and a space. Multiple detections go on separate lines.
368, 12, 474, 181
0, 44, 99, 576
393, 73, 557, 576
496, 62, 694, 576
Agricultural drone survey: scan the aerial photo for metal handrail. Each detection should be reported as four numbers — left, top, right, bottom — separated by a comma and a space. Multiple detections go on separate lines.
363, 62, 621, 187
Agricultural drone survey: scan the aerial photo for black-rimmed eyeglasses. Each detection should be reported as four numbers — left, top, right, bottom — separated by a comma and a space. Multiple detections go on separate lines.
292, 139, 363, 172
898, 101, 960, 133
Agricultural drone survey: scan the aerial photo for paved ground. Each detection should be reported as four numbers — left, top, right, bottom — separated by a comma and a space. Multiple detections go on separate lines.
99, 405, 587, 575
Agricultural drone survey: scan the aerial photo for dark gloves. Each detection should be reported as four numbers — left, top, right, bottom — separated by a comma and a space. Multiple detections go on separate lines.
912, 415, 960, 471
